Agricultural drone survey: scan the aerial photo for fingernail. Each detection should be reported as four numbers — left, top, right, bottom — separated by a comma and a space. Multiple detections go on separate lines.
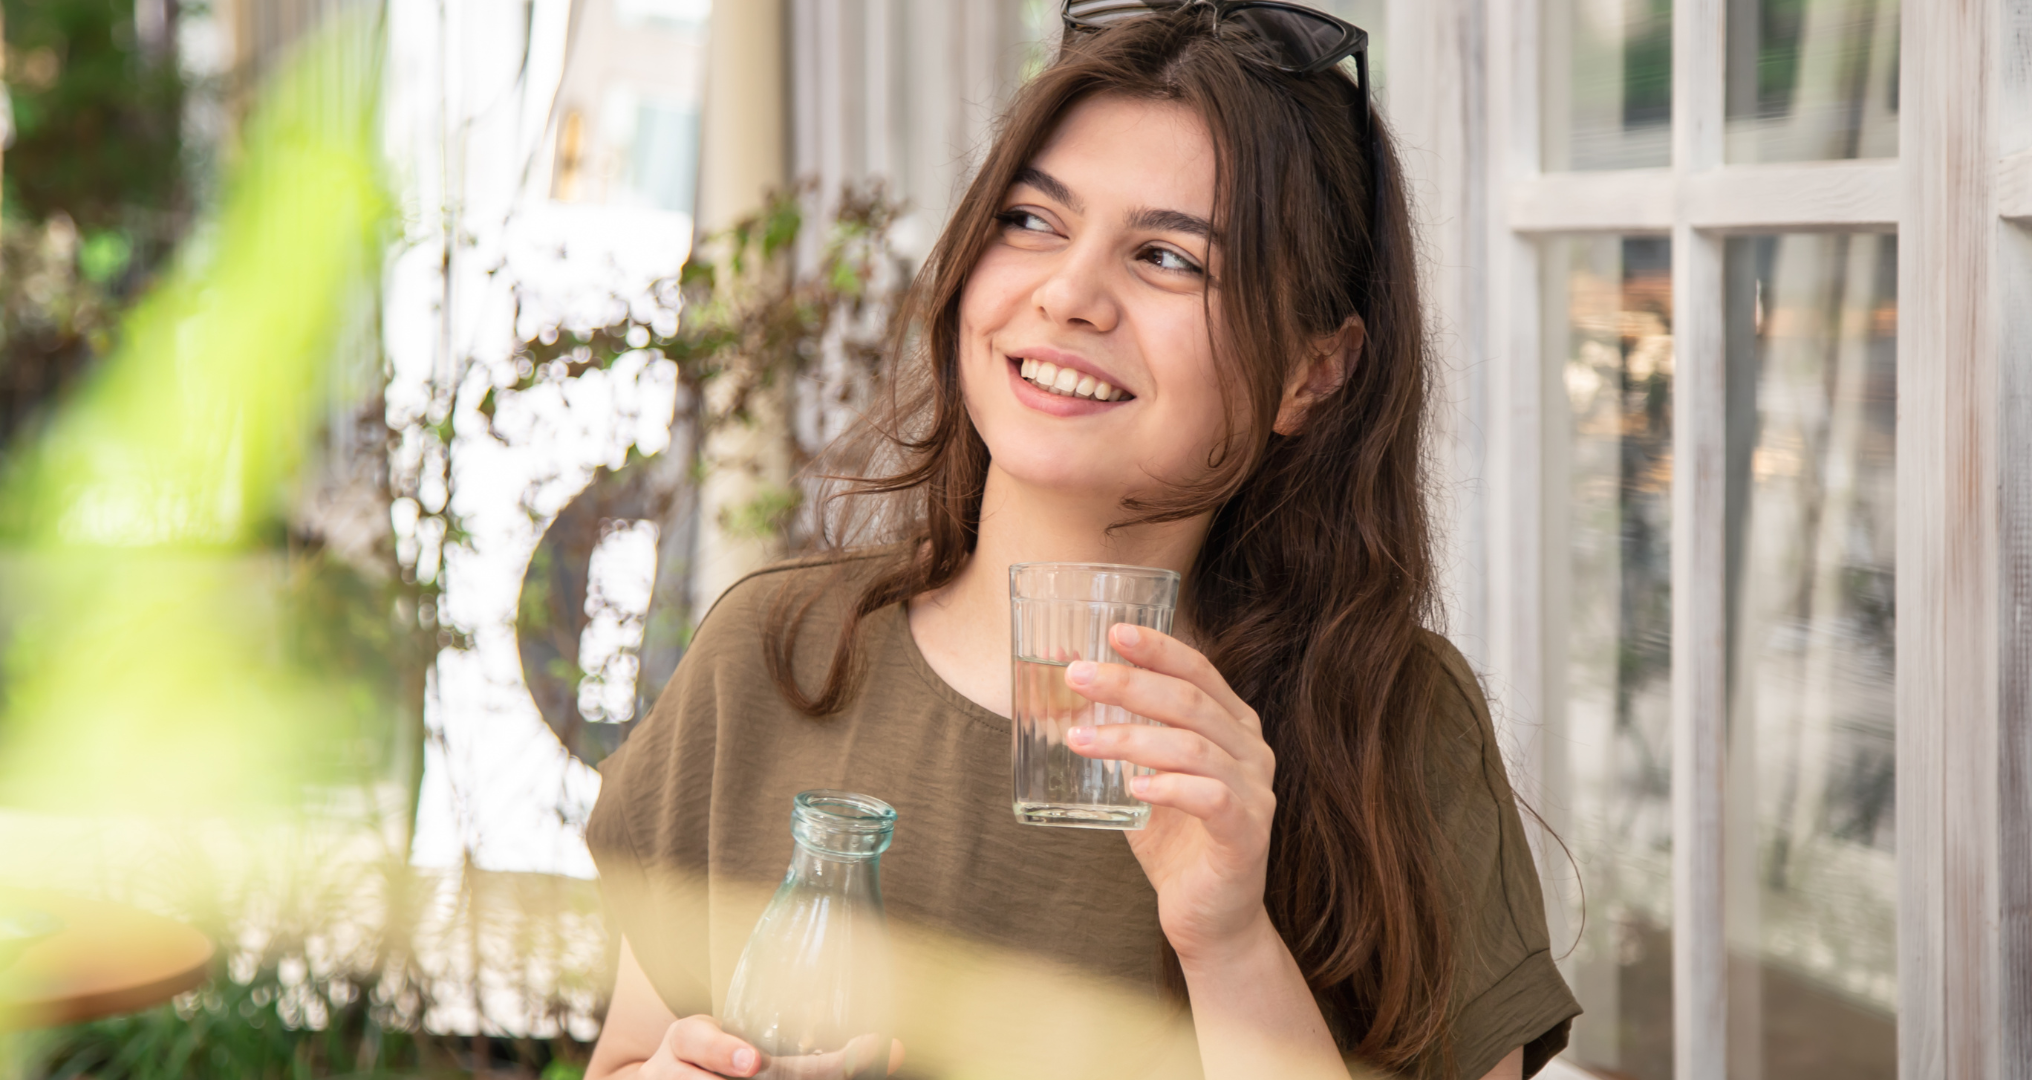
733, 1047, 757, 1072
1068, 726, 1094, 746
1115, 624, 1142, 647
1067, 660, 1097, 685
1130, 775, 1150, 795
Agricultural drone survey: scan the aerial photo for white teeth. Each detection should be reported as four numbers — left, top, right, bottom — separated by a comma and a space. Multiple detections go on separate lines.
1017, 358, 1127, 401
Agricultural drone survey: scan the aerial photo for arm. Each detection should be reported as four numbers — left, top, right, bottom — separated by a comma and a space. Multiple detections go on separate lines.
1069, 628, 1531, 1080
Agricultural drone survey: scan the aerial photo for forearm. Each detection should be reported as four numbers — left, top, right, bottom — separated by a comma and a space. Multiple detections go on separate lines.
1178, 912, 1355, 1080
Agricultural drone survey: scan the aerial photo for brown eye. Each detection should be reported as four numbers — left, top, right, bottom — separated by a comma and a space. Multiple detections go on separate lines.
996, 209, 1053, 233
1142, 246, 1203, 275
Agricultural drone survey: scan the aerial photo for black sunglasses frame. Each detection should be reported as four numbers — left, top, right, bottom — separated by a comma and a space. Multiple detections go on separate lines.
1060, 0, 1372, 144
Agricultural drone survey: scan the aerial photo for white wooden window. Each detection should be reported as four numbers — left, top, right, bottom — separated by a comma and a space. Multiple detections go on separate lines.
1437, 0, 2032, 1076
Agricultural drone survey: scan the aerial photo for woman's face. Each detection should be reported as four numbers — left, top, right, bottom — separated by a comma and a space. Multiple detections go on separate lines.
958, 93, 1230, 504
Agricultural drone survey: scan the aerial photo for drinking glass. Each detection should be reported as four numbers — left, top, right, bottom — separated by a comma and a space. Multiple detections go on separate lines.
1009, 562, 1180, 829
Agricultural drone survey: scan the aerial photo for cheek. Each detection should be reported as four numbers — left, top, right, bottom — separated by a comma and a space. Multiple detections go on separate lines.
1141, 318, 1235, 457
957, 248, 1029, 342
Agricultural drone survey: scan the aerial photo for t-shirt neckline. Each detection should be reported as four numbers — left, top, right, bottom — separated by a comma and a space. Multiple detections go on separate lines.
881, 600, 1013, 733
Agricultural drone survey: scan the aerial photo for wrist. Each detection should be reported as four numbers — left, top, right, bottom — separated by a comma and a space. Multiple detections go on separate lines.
1173, 907, 1288, 978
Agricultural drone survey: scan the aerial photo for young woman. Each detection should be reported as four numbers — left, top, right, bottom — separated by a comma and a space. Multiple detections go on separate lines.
583, 5, 1578, 1078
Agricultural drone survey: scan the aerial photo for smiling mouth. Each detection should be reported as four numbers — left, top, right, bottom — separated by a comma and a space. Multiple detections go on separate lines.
1013, 357, 1131, 401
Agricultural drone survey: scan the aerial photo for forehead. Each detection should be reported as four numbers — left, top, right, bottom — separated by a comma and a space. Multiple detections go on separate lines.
1027, 94, 1216, 217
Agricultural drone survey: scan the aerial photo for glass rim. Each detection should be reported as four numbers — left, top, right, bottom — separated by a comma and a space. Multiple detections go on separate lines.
1007, 560, 1182, 584
794, 789, 897, 831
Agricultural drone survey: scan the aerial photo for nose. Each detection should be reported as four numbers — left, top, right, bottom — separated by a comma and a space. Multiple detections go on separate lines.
1031, 236, 1121, 334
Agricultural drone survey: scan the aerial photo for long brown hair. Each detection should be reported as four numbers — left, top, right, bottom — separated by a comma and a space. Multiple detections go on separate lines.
765, 9, 1456, 1071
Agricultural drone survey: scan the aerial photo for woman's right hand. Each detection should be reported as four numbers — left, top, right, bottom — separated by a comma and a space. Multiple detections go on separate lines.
639, 1014, 763, 1078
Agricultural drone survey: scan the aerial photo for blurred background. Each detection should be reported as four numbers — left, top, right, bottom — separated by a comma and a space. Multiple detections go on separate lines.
0, 0, 2003, 1077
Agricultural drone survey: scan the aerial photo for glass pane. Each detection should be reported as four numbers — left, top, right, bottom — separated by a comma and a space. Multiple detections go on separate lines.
1725, 0, 1900, 163
1723, 233, 1897, 1078
1540, 236, 1675, 1080
1542, 0, 1673, 171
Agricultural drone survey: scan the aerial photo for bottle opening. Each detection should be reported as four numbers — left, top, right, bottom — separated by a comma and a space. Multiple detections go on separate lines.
791, 790, 897, 858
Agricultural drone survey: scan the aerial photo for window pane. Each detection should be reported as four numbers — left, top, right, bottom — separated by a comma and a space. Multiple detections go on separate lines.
1542, 0, 1672, 171
1723, 234, 1897, 1078
1724, 0, 1899, 163
1540, 236, 1675, 1080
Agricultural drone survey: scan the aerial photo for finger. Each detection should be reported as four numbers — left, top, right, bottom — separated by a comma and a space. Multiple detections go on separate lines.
890, 1038, 906, 1075
1108, 623, 1258, 732
665, 1015, 761, 1078
1066, 661, 1263, 765
1068, 723, 1245, 787
1130, 771, 1266, 845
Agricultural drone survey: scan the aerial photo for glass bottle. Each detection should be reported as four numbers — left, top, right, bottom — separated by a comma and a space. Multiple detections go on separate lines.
721, 790, 896, 1079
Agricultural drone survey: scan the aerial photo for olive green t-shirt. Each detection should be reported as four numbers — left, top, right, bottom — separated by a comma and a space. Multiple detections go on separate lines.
586, 551, 1580, 1078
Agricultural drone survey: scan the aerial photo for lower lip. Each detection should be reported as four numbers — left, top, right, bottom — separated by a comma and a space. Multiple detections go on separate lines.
1006, 358, 1130, 417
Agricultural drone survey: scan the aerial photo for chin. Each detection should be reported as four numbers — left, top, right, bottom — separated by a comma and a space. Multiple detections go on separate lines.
988, 445, 1137, 502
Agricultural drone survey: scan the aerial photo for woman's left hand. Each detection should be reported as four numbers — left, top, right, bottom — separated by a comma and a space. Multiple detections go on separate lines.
1065, 624, 1278, 965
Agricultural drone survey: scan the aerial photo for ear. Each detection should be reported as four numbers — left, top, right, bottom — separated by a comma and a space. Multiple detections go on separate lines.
1273, 315, 1364, 436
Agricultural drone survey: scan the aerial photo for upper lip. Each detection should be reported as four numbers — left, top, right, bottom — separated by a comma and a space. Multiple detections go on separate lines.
1006, 347, 1131, 396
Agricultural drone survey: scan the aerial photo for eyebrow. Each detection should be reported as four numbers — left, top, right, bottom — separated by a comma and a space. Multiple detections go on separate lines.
1128, 207, 1214, 241
1011, 166, 1216, 242
1013, 166, 1083, 213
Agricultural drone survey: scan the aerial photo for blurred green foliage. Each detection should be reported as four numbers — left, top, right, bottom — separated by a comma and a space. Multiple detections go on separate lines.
0, 11, 395, 811
1, 0, 191, 443
1, 0, 185, 230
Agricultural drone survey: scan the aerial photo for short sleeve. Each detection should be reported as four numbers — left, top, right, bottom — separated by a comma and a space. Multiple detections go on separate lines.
1420, 634, 1582, 1078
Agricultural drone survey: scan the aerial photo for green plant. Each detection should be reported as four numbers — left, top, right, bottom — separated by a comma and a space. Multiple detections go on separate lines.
1, 0, 194, 445
507, 182, 906, 765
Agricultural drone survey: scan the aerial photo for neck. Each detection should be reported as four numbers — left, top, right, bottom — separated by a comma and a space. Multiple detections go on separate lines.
967, 461, 1209, 575
905, 464, 1211, 718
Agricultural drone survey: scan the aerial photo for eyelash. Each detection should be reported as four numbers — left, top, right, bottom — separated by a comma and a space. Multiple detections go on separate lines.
1141, 247, 1203, 276
995, 209, 1205, 277
996, 209, 1052, 233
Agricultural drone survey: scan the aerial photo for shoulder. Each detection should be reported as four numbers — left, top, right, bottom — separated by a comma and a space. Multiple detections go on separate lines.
685, 544, 913, 663
1409, 629, 1506, 801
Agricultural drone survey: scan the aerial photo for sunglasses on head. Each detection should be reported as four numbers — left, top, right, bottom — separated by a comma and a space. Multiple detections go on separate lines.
1060, 1, 1372, 145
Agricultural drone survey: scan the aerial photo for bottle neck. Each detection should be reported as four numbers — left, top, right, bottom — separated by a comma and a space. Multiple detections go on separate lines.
787, 842, 883, 894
